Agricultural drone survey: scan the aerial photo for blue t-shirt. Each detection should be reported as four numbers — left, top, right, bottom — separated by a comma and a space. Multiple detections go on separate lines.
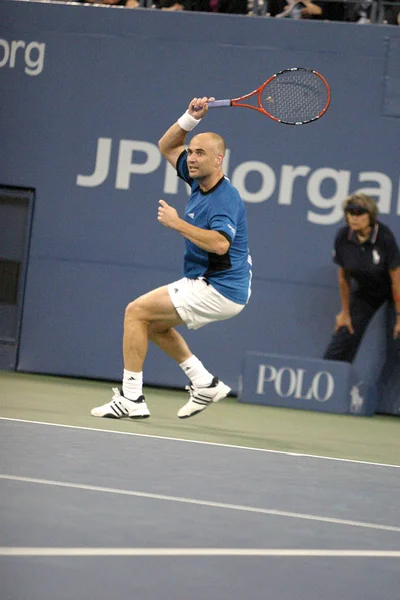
177, 150, 252, 305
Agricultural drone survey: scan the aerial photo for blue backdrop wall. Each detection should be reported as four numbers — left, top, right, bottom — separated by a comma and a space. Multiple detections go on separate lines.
1, 1, 399, 400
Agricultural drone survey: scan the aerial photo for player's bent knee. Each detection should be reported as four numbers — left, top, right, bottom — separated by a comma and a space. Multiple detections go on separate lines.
124, 299, 148, 323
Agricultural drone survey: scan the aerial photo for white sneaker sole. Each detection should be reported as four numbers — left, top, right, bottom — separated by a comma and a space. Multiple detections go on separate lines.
91, 401, 150, 419
91, 409, 150, 419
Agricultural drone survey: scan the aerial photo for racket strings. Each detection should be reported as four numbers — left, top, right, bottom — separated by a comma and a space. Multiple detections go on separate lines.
262, 70, 329, 124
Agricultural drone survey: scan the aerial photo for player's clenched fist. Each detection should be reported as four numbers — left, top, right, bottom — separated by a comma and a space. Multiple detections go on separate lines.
157, 199, 179, 229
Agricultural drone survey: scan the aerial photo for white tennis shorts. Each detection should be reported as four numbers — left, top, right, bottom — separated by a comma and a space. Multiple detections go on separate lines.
168, 277, 245, 330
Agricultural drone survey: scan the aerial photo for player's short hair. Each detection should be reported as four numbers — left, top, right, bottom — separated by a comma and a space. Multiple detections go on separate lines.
191, 132, 226, 156
208, 132, 226, 157
342, 193, 378, 225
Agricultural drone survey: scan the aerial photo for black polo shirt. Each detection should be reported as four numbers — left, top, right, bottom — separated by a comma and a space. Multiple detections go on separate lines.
332, 221, 400, 304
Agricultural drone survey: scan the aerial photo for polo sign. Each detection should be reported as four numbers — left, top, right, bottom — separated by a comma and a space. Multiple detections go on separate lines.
239, 352, 378, 416
256, 365, 335, 402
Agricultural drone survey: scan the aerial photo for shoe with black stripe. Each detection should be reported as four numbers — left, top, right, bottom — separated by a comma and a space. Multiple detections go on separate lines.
91, 388, 150, 419
177, 377, 231, 419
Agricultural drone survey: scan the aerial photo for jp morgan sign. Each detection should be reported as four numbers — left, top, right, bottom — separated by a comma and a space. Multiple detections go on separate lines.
239, 352, 377, 416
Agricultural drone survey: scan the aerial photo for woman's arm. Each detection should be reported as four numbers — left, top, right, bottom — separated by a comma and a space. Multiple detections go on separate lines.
389, 266, 400, 339
335, 267, 354, 333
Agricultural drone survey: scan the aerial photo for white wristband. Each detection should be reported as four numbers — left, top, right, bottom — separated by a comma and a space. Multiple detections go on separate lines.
177, 110, 201, 132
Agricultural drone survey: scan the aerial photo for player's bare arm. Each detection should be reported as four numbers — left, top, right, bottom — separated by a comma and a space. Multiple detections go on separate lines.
158, 97, 214, 167
158, 199, 229, 255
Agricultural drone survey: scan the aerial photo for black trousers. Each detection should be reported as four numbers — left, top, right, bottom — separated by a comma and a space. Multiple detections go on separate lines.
324, 295, 386, 363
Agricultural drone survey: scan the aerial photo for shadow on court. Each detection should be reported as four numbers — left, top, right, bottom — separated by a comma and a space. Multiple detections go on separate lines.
0, 371, 399, 465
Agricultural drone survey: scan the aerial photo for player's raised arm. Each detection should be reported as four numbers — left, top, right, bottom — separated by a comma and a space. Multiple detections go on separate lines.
158, 97, 214, 168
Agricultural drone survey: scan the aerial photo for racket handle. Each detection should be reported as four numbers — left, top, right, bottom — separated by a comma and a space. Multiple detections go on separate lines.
207, 99, 232, 108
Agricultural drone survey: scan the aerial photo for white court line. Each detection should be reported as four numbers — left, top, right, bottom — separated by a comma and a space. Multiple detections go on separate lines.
1, 474, 400, 534
1, 416, 399, 469
0, 547, 400, 558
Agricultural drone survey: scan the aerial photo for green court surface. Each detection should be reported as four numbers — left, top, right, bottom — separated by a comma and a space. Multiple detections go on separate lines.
0, 371, 399, 466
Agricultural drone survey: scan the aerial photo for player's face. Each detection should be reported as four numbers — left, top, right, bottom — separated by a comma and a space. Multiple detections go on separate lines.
187, 136, 221, 179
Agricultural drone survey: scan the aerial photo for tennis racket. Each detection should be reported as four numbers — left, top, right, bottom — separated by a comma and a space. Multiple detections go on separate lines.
206, 68, 331, 125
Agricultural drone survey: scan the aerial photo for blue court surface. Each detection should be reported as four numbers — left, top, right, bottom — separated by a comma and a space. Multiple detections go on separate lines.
1, 418, 399, 600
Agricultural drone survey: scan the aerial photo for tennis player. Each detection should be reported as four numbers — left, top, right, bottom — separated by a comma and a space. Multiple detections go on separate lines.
91, 96, 252, 420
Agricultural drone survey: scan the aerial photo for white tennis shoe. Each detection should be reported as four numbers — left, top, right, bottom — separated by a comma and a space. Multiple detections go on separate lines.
177, 377, 231, 419
91, 388, 150, 419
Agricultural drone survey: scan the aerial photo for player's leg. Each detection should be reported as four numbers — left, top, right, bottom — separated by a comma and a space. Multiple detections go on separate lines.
148, 321, 224, 409
149, 323, 216, 384
123, 285, 185, 372
91, 285, 184, 419
148, 324, 192, 364
167, 277, 244, 418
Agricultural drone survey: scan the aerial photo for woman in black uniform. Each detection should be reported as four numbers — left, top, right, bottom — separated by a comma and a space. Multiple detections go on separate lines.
324, 193, 400, 363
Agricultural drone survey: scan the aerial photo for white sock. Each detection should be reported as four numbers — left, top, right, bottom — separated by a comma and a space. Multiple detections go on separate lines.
179, 356, 213, 387
122, 369, 143, 401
